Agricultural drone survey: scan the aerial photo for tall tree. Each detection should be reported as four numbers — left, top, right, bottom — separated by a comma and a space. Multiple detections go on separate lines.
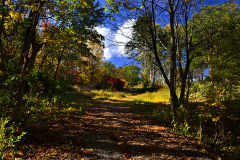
123, 64, 140, 86
194, 2, 240, 100
104, 61, 116, 77
0, 0, 106, 122
106, 0, 213, 118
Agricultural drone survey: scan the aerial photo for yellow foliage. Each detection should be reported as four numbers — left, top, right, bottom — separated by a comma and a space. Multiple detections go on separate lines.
9, 10, 24, 21
198, 89, 227, 122
212, 117, 220, 122
120, 79, 128, 88
82, 1, 88, 7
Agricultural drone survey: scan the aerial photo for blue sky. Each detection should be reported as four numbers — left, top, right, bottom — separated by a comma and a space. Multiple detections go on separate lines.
95, 0, 136, 67
95, 0, 237, 68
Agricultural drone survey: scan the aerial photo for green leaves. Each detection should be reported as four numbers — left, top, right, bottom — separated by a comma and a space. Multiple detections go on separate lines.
193, 2, 240, 99
105, 0, 122, 14
123, 64, 140, 87
0, 117, 26, 158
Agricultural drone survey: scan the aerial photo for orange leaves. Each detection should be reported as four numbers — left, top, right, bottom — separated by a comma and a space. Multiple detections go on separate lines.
83, 150, 91, 154
151, 125, 165, 131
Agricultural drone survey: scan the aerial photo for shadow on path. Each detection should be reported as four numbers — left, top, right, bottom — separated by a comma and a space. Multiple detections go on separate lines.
81, 100, 212, 159
15, 98, 212, 159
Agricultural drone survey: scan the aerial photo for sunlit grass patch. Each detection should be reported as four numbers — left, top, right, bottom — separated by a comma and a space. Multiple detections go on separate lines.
131, 85, 170, 103
85, 89, 130, 101
85, 85, 170, 103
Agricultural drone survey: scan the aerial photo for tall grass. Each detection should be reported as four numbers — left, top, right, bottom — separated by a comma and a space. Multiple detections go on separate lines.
131, 85, 170, 103
80, 85, 170, 103
84, 89, 131, 101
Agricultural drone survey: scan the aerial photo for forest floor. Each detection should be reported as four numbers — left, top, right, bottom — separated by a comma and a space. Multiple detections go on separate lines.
5, 90, 214, 160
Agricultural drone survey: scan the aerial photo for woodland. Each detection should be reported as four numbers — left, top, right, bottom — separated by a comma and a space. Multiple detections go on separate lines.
0, 0, 240, 159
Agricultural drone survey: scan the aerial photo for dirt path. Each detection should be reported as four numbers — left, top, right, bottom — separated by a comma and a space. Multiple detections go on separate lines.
12, 99, 212, 159
80, 100, 212, 160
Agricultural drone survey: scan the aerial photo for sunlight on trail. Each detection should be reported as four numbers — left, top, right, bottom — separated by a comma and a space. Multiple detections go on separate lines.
80, 100, 212, 159
82, 86, 170, 104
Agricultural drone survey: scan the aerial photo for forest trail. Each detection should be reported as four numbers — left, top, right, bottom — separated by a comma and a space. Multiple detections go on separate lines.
12, 99, 212, 159
80, 100, 212, 160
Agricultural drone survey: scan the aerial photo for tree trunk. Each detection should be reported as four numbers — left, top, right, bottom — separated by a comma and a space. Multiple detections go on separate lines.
13, 79, 28, 122
148, 0, 170, 88
179, 2, 192, 105
12, 0, 46, 123
142, 0, 179, 118
49, 49, 64, 103
150, 67, 155, 87
169, 0, 178, 118
13, 42, 43, 122
186, 73, 192, 103
179, 73, 188, 103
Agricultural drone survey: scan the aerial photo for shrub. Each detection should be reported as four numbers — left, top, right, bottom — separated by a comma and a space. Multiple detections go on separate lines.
96, 76, 125, 91
0, 117, 26, 159
0, 90, 13, 117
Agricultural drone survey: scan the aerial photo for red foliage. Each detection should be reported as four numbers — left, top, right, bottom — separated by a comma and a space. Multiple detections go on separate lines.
105, 77, 125, 91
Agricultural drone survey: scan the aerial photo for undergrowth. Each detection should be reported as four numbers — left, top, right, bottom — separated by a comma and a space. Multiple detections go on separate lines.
23, 90, 89, 126
126, 85, 240, 160
10, 84, 238, 159
0, 117, 26, 159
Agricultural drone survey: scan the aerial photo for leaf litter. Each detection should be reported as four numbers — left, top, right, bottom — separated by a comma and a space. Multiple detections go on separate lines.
5, 100, 213, 159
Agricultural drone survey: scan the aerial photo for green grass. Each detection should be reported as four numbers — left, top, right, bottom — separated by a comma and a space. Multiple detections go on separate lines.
131, 85, 170, 103
79, 85, 170, 103
23, 90, 91, 125
86, 89, 130, 101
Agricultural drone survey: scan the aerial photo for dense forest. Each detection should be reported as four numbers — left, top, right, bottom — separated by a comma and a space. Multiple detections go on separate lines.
0, 0, 239, 159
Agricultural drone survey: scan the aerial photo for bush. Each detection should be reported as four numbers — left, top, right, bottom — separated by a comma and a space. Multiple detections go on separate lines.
55, 79, 73, 94
96, 76, 125, 91
0, 117, 26, 159
0, 90, 15, 117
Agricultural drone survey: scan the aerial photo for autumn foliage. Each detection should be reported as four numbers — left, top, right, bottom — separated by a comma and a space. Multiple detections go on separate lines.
97, 76, 125, 91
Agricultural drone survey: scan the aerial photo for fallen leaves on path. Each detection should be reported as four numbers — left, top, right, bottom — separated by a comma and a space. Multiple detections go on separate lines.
6, 100, 212, 159
80, 101, 212, 159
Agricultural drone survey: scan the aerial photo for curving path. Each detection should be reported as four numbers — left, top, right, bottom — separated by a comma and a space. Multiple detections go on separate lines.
80, 100, 212, 160
13, 99, 212, 159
